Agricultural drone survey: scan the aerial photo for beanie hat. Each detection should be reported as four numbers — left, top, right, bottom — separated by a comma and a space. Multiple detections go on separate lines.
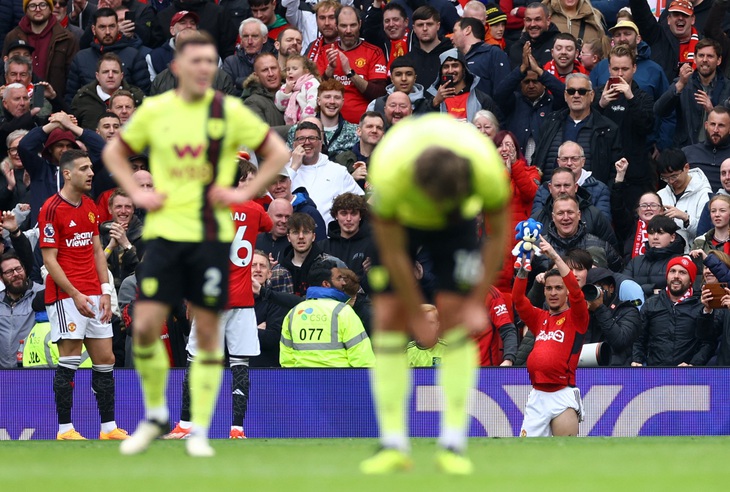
485, 5, 507, 25
23, 0, 54, 11
666, 256, 697, 285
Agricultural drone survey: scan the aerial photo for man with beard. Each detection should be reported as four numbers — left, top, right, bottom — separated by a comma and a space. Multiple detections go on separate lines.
697, 158, 730, 235
0, 214, 39, 369
3, 0, 78, 99
632, 256, 715, 366
656, 38, 730, 148
275, 27, 303, 72
508, 2, 560, 69
302, 0, 341, 65
594, 45, 655, 209
317, 6, 387, 123
65, 8, 150, 104
451, 16, 510, 98
684, 106, 730, 193
287, 121, 363, 224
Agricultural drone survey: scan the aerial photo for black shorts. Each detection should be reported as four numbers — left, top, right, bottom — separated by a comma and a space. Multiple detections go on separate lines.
369, 219, 481, 295
136, 239, 230, 311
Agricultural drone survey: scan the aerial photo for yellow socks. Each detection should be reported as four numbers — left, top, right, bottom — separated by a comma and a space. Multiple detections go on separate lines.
438, 327, 477, 452
133, 339, 169, 422
189, 349, 224, 437
371, 331, 410, 451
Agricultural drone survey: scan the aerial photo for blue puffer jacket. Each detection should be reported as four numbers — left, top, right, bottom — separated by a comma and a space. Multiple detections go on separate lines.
0, 0, 24, 50
65, 35, 151, 104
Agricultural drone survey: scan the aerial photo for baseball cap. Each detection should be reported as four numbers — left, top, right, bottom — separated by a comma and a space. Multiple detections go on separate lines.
485, 5, 507, 26
667, 0, 694, 16
4, 39, 35, 57
170, 10, 200, 28
608, 20, 639, 35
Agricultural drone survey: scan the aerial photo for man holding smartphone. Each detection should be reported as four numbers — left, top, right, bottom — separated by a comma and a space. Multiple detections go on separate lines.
427, 48, 501, 122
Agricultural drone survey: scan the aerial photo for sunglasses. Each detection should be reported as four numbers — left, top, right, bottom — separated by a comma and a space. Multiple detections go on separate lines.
565, 88, 591, 95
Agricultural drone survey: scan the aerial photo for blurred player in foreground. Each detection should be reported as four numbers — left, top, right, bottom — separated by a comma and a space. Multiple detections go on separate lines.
362, 113, 510, 474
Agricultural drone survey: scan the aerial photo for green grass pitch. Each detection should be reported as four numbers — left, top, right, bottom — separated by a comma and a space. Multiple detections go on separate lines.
1, 437, 728, 491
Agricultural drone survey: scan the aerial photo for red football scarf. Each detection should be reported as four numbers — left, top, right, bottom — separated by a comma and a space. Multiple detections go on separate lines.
632, 219, 648, 258
542, 59, 587, 83
389, 29, 409, 61
678, 27, 700, 68
667, 286, 693, 305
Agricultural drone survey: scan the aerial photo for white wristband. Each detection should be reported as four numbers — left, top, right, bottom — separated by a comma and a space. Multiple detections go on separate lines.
101, 283, 113, 296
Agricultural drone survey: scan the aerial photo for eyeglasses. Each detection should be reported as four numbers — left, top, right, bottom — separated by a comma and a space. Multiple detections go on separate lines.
27, 3, 49, 10
660, 171, 684, 183
7, 147, 19, 156
638, 203, 662, 210
565, 88, 591, 96
1, 266, 23, 276
557, 155, 583, 163
294, 136, 321, 143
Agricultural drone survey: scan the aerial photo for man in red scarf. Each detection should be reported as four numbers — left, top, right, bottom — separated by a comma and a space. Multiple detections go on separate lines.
542, 32, 587, 83
362, 0, 411, 69
2, 0, 78, 99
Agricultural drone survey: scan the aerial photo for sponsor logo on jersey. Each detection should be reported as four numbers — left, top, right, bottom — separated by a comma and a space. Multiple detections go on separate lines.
65, 232, 93, 248
69, 220, 76, 227
44, 224, 55, 238
494, 303, 508, 317
375, 63, 387, 74
355, 57, 366, 68
88, 212, 96, 224
173, 144, 204, 158
68, 323, 76, 333
536, 329, 564, 343
556, 317, 565, 326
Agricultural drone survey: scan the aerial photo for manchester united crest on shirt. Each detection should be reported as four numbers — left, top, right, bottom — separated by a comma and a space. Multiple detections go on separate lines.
88, 212, 96, 223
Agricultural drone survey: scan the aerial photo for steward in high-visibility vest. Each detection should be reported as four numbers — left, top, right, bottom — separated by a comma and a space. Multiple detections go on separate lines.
23, 312, 92, 368
280, 261, 375, 367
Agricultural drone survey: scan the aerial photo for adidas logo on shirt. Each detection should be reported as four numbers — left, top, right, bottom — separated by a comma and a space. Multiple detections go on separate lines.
69, 220, 77, 227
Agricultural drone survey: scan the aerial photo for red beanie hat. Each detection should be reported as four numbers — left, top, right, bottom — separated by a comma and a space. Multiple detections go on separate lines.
666, 256, 697, 285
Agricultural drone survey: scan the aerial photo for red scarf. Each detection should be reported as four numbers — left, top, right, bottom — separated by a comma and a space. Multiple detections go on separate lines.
632, 219, 648, 258
710, 234, 730, 255
666, 286, 693, 305
542, 59, 587, 83
60, 16, 69, 28
678, 27, 700, 69
389, 29, 409, 63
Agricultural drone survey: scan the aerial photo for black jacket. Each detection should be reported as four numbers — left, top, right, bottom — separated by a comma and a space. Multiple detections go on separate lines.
221, 40, 277, 97
150, 66, 235, 95
100, 215, 145, 291
536, 220, 623, 273
255, 232, 290, 264
683, 137, 730, 193
493, 66, 566, 156
509, 23, 560, 69
594, 81, 655, 186
630, 0, 684, 82
290, 187, 327, 240
157, 0, 238, 59
532, 108, 622, 185
318, 220, 376, 286
251, 285, 297, 368
622, 235, 686, 297
407, 36, 454, 91
531, 186, 619, 250
697, 307, 730, 366
633, 291, 716, 366
70, 80, 145, 130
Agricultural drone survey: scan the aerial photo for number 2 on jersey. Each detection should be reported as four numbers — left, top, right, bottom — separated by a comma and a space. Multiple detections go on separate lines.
229, 225, 253, 267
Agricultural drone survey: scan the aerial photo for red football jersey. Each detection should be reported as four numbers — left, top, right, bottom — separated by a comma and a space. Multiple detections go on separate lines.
315, 41, 387, 123
512, 273, 589, 391
39, 193, 102, 304
475, 288, 515, 366
227, 201, 273, 309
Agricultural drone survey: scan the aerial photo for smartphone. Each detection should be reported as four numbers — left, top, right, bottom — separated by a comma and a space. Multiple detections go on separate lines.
608, 77, 621, 89
441, 74, 454, 86
705, 282, 728, 309
32, 87, 44, 109
124, 11, 135, 22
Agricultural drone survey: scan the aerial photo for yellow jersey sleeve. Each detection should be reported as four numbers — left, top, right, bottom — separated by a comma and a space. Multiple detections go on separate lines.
119, 94, 157, 154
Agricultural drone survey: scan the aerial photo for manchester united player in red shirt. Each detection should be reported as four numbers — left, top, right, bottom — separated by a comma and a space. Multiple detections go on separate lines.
512, 236, 589, 437
165, 162, 273, 440
318, 6, 388, 123
39, 149, 127, 441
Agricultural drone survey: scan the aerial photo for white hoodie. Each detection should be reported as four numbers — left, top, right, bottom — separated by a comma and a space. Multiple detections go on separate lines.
287, 153, 364, 225
657, 167, 712, 250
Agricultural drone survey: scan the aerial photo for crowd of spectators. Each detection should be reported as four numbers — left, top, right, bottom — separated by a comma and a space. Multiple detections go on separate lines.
5, 0, 730, 370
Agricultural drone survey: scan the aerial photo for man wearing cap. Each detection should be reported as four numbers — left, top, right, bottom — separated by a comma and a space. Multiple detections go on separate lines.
655, 37, 730, 148
451, 16, 510, 98
65, 7, 150, 105
632, 255, 715, 366
362, 1, 412, 69
156, 0, 238, 59
366, 54, 430, 115
146, 9, 199, 81
17, 110, 105, 225
630, 0, 704, 82
3, 0, 78, 99
427, 47, 501, 122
